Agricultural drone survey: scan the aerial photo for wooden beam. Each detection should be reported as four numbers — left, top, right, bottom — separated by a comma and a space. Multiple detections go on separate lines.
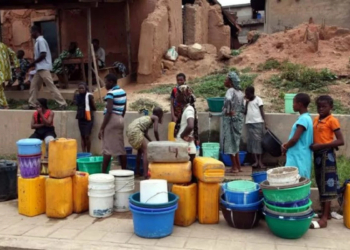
125, 0, 132, 76
87, 8, 92, 90
91, 43, 102, 102
56, 9, 62, 55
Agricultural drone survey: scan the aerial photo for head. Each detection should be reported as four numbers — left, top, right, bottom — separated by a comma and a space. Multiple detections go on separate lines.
17, 50, 25, 59
176, 73, 186, 86
36, 98, 48, 110
104, 73, 118, 90
293, 93, 310, 112
92, 39, 100, 50
68, 42, 78, 54
152, 107, 164, 124
30, 26, 41, 39
316, 95, 333, 118
78, 82, 89, 94
176, 85, 193, 105
245, 86, 255, 100
225, 72, 241, 90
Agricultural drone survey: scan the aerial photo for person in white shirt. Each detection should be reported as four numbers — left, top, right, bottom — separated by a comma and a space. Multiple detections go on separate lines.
92, 39, 105, 68
27, 26, 67, 110
244, 86, 266, 168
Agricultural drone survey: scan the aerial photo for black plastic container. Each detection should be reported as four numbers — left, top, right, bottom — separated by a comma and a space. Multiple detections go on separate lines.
0, 160, 18, 202
262, 129, 282, 157
221, 204, 260, 229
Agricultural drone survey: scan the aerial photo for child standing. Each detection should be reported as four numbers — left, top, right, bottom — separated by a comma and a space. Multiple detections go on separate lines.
310, 95, 344, 229
244, 86, 266, 168
282, 93, 313, 179
126, 107, 163, 178
170, 73, 186, 122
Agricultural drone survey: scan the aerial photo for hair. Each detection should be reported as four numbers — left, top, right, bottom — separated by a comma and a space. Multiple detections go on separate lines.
78, 82, 89, 92
92, 39, 100, 44
152, 107, 163, 117
105, 73, 118, 84
316, 95, 333, 108
245, 86, 255, 95
176, 73, 186, 81
294, 93, 311, 108
17, 50, 25, 58
36, 98, 49, 124
31, 25, 41, 34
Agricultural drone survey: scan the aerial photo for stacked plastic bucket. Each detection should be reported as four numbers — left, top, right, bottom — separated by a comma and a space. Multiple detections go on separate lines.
16, 139, 42, 178
261, 167, 314, 239
129, 180, 179, 238
109, 170, 135, 212
221, 180, 263, 229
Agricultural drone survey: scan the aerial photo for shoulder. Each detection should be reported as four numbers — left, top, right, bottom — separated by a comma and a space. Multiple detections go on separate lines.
114, 88, 126, 97
328, 115, 340, 127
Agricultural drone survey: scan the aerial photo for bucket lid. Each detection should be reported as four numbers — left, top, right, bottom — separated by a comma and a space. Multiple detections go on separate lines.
16, 138, 42, 146
89, 173, 114, 183
109, 170, 134, 177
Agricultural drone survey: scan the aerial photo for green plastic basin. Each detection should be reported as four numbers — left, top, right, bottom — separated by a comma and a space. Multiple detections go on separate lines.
264, 199, 312, 213
261, 181, 311, 203
264, 212, 314, 239
76, 156, 111, 174
207, 97, 224, 113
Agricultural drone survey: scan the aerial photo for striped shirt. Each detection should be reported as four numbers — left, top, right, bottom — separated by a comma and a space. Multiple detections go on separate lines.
104, 85, 126, 115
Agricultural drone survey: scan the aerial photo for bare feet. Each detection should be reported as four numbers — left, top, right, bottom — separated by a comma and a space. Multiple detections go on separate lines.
252, 162, 259, 168
226, 168, 239, 173
310, 219, 327, 229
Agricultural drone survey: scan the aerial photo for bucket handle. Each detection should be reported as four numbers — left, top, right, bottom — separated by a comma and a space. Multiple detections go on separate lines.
115, 180, 134, 192
145, 192, 168, 203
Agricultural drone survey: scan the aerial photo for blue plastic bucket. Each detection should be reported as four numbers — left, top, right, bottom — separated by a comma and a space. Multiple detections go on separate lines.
222, 182, 260, 204
220, 194, 263, 211
130, 204, 177, 238
16, 139, 42, 155
129, 202, 177, 212
252, 171, 267, 184
77, 152, 92, 159
129, 192, 179, 209
221, 151, 247, 166
125, 147, 133, 155
126, 155, 143, 174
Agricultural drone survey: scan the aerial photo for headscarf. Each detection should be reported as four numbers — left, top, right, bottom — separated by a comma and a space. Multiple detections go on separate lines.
177, 85, 195, 104
228, 72, 241, 90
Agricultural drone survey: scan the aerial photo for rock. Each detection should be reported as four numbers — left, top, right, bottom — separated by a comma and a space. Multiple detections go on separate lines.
188, 43, 205, 60
217, 46, 231, 60
178, 56, 189, 62
202, 44, 217, 55
178, 44, 189, 57
162, 60, 174, 70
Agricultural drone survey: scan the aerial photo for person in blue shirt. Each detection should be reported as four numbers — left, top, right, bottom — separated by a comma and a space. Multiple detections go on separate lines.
282, 93, 313, 179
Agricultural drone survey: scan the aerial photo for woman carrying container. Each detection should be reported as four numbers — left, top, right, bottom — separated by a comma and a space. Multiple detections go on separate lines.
222, 72, 245, 173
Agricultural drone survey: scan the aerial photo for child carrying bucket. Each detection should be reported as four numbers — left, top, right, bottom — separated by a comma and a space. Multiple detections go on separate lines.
126, 107, 163, 179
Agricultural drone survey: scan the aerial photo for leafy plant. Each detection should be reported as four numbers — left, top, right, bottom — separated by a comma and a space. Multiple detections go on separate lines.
231, 49, 241, 56
258, 59, 281, 71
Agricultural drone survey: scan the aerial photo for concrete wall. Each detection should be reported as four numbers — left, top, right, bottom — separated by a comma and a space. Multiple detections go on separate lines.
1, 111, 349, 161
265, 0, 350, 33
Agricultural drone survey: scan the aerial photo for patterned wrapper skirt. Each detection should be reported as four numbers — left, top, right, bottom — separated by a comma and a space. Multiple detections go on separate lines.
246, 123, 264, 154
222, 115, 244, 155
314, 148, 340, 202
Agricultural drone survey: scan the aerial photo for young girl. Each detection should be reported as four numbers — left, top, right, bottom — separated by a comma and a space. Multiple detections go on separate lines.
29, 98, 56, 157
310, 95, 344, 229
171, 73, 186, 123
244, 86, 266, 168
75, 83, 96, 153
282, 93, 313, 179
126, 107, 163, 178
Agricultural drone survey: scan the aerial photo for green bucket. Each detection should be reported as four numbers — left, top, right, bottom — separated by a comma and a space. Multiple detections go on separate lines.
262, 181, 311, 203
202, 142, 220, 159
284, 93, 297, 114
264, 199, 312, 213
206, 97, 224, 113
76, 156, 112, 174
227, 180, 257, 192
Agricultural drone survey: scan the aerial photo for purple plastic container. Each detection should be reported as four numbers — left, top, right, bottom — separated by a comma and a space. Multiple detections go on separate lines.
18, 154, 41, 178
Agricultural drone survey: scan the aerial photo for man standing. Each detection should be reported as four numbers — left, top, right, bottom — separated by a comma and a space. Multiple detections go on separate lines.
27, 26, 67, 109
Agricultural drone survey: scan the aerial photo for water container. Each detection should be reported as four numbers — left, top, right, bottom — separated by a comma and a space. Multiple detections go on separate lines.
46, 177, 73, 218
77, 156, 112, 174
77, 152, 92, 159
149, 162, 192, 184
193, 157, 225, 183
222, 182, 260, 205
198, 181, 220, 224
72, 172, 89, 213
344, 183, 350, 229
147, 141, 189, 163
49, 138, 77, 178
18, 154, 41, 179
172, 183, 197, 227
18, 176, 46, 216
202, 143, 220, 159
126, 155, 143, 174
168, 122, 176, 141
16, 138, 42, 155
252, 171, 267, 184
284, 94, 297, 114
0, 161, 17, 201
88, 174, 115, 218
125, 147, 133, 155
140, 179, 168, 204
109, 170, 135, 212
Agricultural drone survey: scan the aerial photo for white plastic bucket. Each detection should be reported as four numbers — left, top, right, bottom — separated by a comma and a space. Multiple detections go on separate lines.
267, 167, 300, 186
109, 170, 135, 212
140, 179, 168, 204
88, 174, 115, 218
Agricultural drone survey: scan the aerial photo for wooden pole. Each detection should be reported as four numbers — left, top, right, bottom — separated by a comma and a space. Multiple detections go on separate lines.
125, 0, 132, 76
87, 8, 92, 90
91, 43, 102, 102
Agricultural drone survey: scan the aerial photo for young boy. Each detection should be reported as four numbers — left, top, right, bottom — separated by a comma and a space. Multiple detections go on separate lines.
126, 107, 163, 178
244, 86, 266, 168
282, 93, 313, 179
310, 95, 344, 229
12, 50, 30, 90
170, 73, 186, 122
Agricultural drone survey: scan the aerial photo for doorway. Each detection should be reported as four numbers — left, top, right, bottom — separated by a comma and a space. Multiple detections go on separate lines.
34, 20, 58, 60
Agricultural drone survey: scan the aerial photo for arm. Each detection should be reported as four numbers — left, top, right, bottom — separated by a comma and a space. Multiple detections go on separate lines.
31, 115, 44, 129
89, 95, 97, 111
283, 125, 305, 151
180, 117, 194, 139
122, 100, 127, 117
152, 116, 160, 141
98, 99, 113, 139
244, 100, 249, 115
311, 129, 345, 151
170, 97, 177, 122
29, 40, 47, 68
39, 111, 54, 126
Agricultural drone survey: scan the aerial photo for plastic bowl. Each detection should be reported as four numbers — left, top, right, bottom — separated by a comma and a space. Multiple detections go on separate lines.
263, 206, 314, 218
265, 195, 310, 208
220, 195, 264, 212
129, 192, 179, 208
263, 210, 314, 239
222, 182, 260, 204
207, 97, 224, 113
264, 199, 312, 213
252, 171, 267, 184
226, 180, 258, 192
221, 204, 260, 229
76, 156, 111, 174
129, 203, 177, 212
220, 151, 247, 166
77, 152, 92, 159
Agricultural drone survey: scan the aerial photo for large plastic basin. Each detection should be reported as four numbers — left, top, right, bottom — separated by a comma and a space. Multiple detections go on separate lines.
220, 194, 263, 212
264, 199, 312, 213
222, 182, 260, 204
207, 97, 224, 113
220, 151, 247, 166
129, 192, 178, 209
221, 204, 260, 229
77, 156, 111, 174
